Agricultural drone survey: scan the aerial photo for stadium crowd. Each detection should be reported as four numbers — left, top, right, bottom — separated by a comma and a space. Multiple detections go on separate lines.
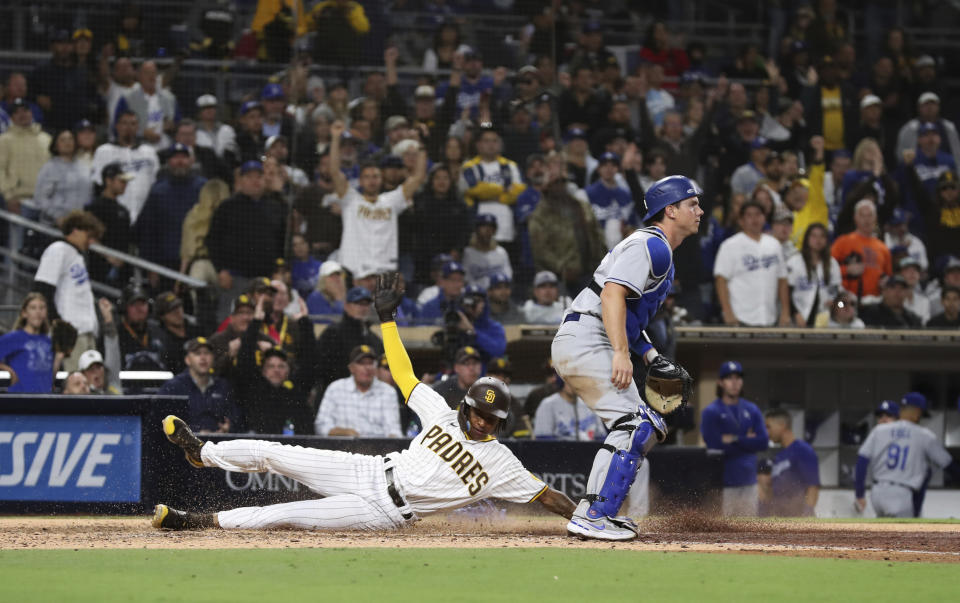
1, 2, 960, 440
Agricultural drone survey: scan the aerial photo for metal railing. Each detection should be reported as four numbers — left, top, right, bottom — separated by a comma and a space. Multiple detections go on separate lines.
1, 207, 206, 290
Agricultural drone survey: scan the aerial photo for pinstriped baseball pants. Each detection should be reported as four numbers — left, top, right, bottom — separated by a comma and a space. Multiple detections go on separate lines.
201, 439, 410, 531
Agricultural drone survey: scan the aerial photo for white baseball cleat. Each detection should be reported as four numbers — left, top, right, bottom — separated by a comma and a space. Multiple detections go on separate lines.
566, 514, 639, 541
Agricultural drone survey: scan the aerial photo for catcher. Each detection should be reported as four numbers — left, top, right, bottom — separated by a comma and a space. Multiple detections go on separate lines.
552, 175, 700, 541
152, 273, 576, 532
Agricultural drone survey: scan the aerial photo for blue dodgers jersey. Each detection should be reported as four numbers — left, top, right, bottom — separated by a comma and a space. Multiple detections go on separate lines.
771, 439, 820, 501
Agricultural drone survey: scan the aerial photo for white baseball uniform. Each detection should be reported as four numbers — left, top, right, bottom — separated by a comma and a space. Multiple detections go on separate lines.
203, 383, 548, 530
858, 420, 953, 517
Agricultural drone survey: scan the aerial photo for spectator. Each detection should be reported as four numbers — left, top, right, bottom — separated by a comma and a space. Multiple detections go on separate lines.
764, 409, 820, 517
557, 66, 604, 132
411, 165, 470, 285
34, 129, 94, 227
847, 94, 894, 164
235, 101, 265, 163
457, 285, 506, 363
803, 56, 857, 153
826, 291, 865, 329
290, 233, 322, 298
137, 144, 207, 273
82, 298, 122, 395
315, 286, 382, 389
260, 83, 295, 139
206, 161, 288, 319
170, 119, 229, 184
32, 29, 93, 134
585, 152, 633, 250
567, 21, 616, 75
522, 271, 570, 325
883, 208, 928, 273
158, 337, 241, 433
718, 108, 762, 180
0, 293, 54, 393
486, 272, 524, 325
234, 296, 316, 435
306, 261, 347, 320
418, 261, 466, 322
831, 199, 893, 299
84, 162, 133, 286
908, 124, 958, 199
1, 73, 43, 128
770, 207, 799, 262
787, 223, 842, 327
927, 286, 960, 329
264, 135, 308, 188
432, 345, 483, 409
208, 294, 262, 376
895, 93, 960, 162
327, 121, 426, 279
643, 64, 676, 129
90, 110, 160, 224
100, 56, 136, 128
115, 61, 177, 152
460, 124, 526, 257
155, 292, 200, 374
462, 214, 512, 290
562, 128, 597, 192
180, 178, 231, 279
116, 284, 167, 371
313, 344, 401, 437
529, 154, 605, 292
898, 257, 929, 325
859, 275, 922, 329
533, 380, 605, 441
907, 169, 959, 265
31, 210, 103, 371
786, 138, 829, 244
0, 98, 52, 213
730, 138, 771, 197
701, 361, 769, 517
309, 0, 370, 67
62, 371, 90, 395
74, 119, 97, 171
638, 21, 690, 83
194, 94, 238, 162
714, 200, 791, 327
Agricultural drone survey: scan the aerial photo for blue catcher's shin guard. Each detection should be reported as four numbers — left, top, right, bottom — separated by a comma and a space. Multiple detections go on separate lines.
586, 422, 654, 519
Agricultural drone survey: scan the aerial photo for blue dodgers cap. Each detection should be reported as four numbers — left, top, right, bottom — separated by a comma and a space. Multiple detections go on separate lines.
918, 121, 938, 136
441, 261, 465, 277
261, 82, 285, 100
598, 151, 621, 165
239, 100, 262, 116
346, 286, 373, 303
168, 142, 190, 157
488, 272, 511, 287
887, 207, 908, 225
74, 118, 95, 131
462, 284, 487, 300
475, 213, 498, 227
431, 253, 454, 269
642, 175, 702, 221
832, 149, 851, 160
582, 21, 603, 33
380, 154, 404, 169
901, 392, 927, 411
240, 160, 263, 174
750, 136, 770, 150
718, 360, 743, 379
563, 127, 588, 143
875, 400, 901, 418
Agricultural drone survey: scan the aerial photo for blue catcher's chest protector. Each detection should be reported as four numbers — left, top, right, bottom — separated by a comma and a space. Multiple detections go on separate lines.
624, 227, 674, 351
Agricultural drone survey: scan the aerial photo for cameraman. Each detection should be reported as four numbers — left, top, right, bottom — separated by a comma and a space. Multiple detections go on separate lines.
458, 285, 506, 363
418, 261, 467, 321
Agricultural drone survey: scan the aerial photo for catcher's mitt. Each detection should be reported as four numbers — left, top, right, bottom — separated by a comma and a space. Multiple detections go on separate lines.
51, 319, 79, 355
643, 355, 693, 415
374, 272, 405, 323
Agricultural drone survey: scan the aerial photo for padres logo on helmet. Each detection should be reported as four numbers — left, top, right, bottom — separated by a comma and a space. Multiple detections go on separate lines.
458, 377, 511, 434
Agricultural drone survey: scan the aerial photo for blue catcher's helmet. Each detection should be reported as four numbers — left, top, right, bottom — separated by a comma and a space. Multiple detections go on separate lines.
642, 175, 702, 221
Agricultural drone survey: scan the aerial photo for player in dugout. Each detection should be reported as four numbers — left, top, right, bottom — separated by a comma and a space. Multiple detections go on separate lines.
152, 272, 576, 531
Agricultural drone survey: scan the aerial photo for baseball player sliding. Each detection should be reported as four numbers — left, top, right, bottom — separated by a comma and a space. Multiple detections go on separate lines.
152, 273, 576, 531
552, 175, 701, 541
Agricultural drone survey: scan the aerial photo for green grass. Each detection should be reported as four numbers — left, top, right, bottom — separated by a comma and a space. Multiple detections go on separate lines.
0, 549, 957, 602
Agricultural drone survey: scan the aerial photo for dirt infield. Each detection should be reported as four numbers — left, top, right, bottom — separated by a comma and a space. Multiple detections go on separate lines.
2, 513, 958, 563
